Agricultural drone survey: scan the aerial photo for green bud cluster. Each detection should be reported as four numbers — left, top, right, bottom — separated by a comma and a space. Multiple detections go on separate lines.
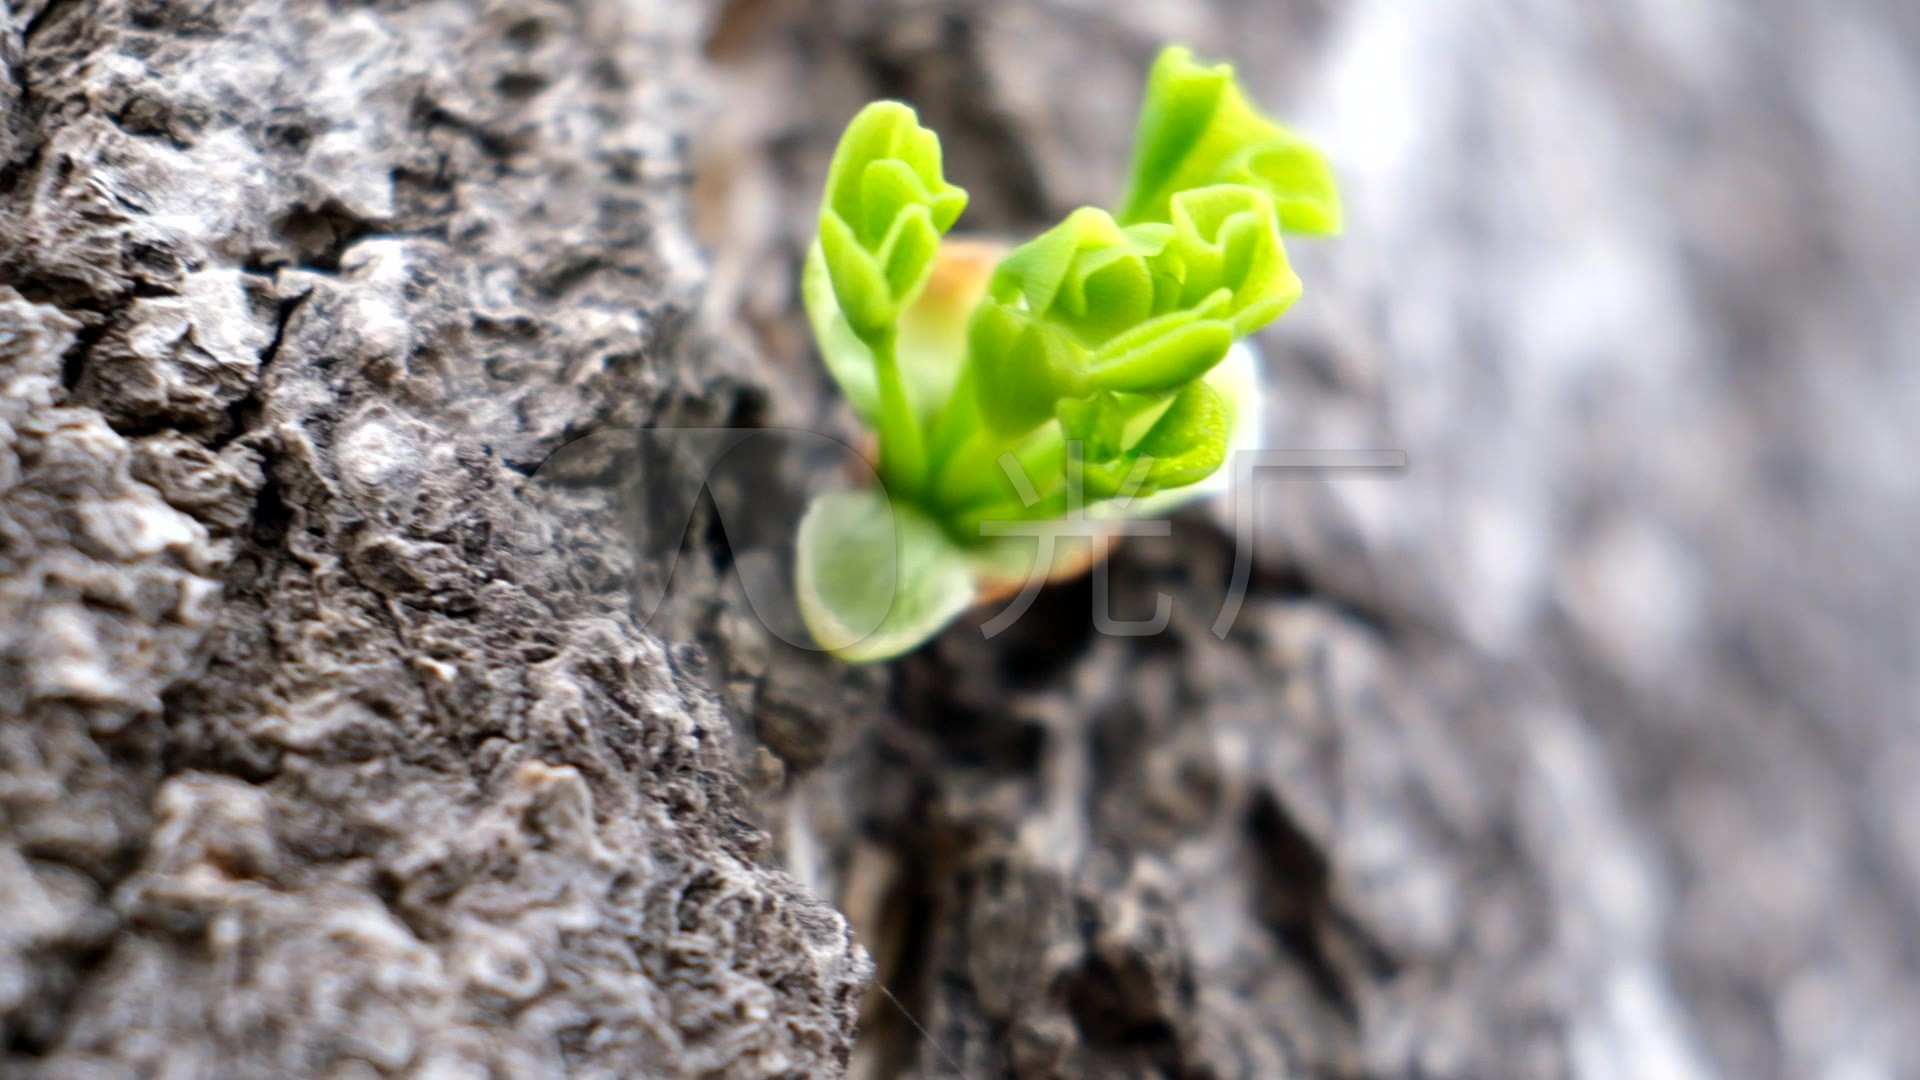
816, 102, 970, 337
795, 45, 1341, 661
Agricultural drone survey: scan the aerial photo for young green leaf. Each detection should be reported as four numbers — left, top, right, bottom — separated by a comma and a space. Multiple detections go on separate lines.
1115, 46, 1341, 236
1124, 378, 1231, 490
803, 242, 882, 422
805, 235, 999, 434
967, 184, 1295, 439
816, 102, 970, 339
966, 211, 1180, 434
1062, 379, 1226, 500
1085, 308, 1234, 393
795, 489, 977, 663
1218, 140, 1342, 237
966, 298, 1075, 437
809, 101, 971, 494
1054, 391, 1133, 463
1106, 339, 1264, 521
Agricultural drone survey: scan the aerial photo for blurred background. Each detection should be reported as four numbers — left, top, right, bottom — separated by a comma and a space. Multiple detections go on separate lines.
694, 1, 1920, 1076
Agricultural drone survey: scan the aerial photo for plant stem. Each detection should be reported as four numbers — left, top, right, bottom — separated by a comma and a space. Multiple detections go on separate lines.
867, 328, 926, 496
933, 423, 1071, 517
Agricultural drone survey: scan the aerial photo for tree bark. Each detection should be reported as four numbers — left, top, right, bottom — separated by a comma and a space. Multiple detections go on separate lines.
2, 0, 866, 1075
7, 0, 1920, 1078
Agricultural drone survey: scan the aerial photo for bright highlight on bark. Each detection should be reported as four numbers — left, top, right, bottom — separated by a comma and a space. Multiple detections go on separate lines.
797, 45, 1341, 661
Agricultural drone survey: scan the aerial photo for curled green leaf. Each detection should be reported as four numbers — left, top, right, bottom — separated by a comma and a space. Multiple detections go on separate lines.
1064, 380, 1229, 501
1124, 378, 1231, 491
1086, 307, 1234, 393
966, 297, 1073, 436
1116, 45, 1341, 235
816, 102, 970, 339
1157, 185, 1302, 334
967, 184, 1294, 437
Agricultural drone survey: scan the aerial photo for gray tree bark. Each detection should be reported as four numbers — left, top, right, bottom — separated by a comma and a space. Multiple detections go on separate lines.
6, 0, 1919, 1078
1, 0, 866, 1075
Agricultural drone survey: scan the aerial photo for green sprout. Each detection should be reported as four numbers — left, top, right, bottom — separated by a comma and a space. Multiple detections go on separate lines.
796, 46, 1340, 661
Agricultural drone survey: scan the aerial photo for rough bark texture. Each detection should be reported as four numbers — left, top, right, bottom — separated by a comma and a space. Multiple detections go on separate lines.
0, 0, 867, 1075
5, 0, 1918, 1079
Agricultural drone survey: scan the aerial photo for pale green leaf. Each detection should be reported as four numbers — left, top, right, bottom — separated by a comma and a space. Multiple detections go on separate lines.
795, 489, 977, 662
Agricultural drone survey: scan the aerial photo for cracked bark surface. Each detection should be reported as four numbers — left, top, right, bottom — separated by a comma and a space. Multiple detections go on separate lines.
2, 0, 865, 1075
5, 0, 1919, 1078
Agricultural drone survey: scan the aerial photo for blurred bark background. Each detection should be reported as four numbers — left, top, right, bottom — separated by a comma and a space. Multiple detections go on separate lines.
5, 0, 1918, 1077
